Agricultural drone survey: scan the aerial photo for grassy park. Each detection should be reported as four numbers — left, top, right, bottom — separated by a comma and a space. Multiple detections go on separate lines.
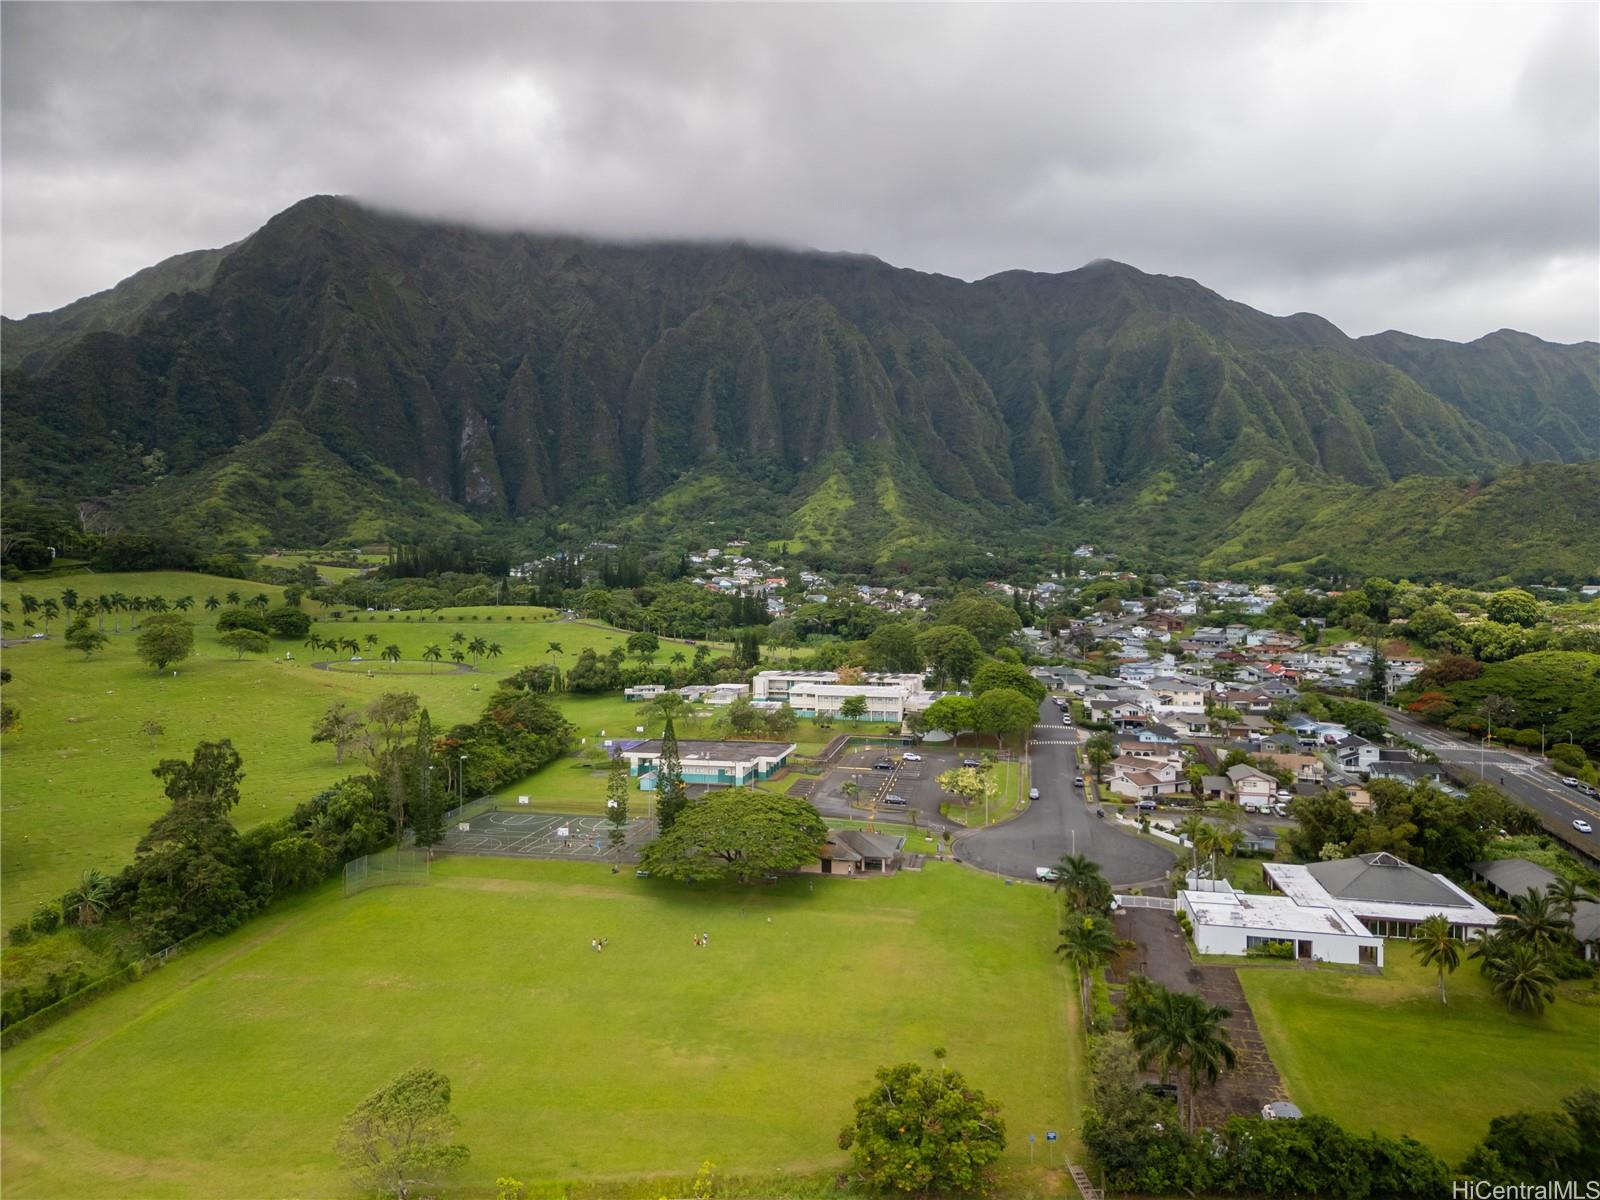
0, 570, 828, 920
1240, 945, 1600, 1161
0, 858, 1079, 1198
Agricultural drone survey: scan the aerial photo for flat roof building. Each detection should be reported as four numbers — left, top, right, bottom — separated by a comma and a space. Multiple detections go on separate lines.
618, 739, 796, 789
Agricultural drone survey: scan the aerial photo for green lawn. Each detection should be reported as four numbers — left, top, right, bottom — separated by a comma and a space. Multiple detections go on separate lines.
1240, 944, 1600, 1162
1, 858, 1078, 1198
0, 571, 777, 921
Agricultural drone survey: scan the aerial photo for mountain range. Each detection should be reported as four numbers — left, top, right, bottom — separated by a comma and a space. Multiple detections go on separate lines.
4, 195, 1597, 579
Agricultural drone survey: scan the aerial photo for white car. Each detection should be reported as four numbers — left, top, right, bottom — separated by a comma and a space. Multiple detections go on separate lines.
1028, 787, 1040, 800
1035, 867, 1059, 882
901, 752, 922, 762
1062, 717, 1072, 725
1561, 777, 1581, 788
1574, 819, 1594, 835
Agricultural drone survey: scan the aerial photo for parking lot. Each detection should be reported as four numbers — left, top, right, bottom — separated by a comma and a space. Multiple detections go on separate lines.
806, 744, 1000, 830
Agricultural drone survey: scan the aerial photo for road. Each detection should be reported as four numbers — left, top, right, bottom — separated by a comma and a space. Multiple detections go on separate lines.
960, 699, 1175, 887
1383, 707, 1600, 863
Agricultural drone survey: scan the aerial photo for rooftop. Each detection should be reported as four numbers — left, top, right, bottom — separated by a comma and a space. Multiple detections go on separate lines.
620, 739, 796, 763
1182, 888, 1371, 937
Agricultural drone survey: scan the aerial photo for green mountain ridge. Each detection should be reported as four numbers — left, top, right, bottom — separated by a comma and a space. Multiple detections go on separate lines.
2, 195, 1596, 576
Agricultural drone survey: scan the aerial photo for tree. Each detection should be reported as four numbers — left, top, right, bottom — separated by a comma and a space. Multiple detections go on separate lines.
970, 659, 1045, 703
639, 789, 826, 882
1129, 982, 1237, 1132
864, 622, 923, 673
312, 703, 363, 764
605, 752, 629, 856
220, 628, 270, 660
655, 717, 688, 831
135, 615, 194, 673
1053, 853, 1112, 913
364, 633, 380, 652
839, 694, 868, 721
1084, 732, 1114, 781
1483, 942, 1558, 1016
264, 607, 312, 639
974, 687, 1036, 750
382, 644, 404, 668
334, 1067, 471, 1200
837, 1059, 1005, 1197
39, 597, 59, 634
915, 624, 982, 686
203, 595, 221, 612
1498, 887, 1573, 954
422, 644, 442, 673
1547, 877, 1597, 922
938, 594, 1022, 652
139, 718, 165, 748
1058, 910, 1118, 1023
921, 695, 976, 745
937, 766, 987, 811
626, 631, 660, 666
65, 867, 113, 928
1412, 914, 1464, 1004
64, 617, 109, 659
1486, 588, 1541, 628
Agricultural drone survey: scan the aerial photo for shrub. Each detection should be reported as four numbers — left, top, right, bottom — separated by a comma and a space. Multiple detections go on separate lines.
1246, 939, 1294, 959
263, 606, 312, 639
8, 922, 34, 945
215, 607, 270, 635
29, 902, 61, 935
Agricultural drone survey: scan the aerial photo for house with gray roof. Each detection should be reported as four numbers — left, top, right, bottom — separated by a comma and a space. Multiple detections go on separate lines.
1470, 859, 1600, 960
1266, 852, 1496, 939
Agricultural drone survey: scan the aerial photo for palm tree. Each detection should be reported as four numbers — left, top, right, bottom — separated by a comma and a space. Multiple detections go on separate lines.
341, 638, 361, 656
1131, 986, 1237, 1132
364, 633, 379, 651
66, 868, 113, 928
467, 636, 488, 664
1547, 877, 1597, 922
1176, 815, 1208, 877
147, 595, 169, 615
127, 596, 145, 629
39, 597, 60, 634
249, 593, 270, 611
1500, 887, 1574, 954
1412, 914, 1464, 1004
1057, 911, 1119, 1025
1484, 942, 1559, 1016
304, 635, 323, 655
61, 588, 79, 613
174, 595, 194, 612
1053, 853, 1111, 913
486, 641, 503, 663
382, 644, 403, 669
109, 592, 128, 633
450, 648, 466, 665
225, 590, 242, 606
1083, 732, 1114, 781
96, 594, 112, 631
841, 779, 861, 807
18, 594, 39, 621
451, 631, 466, 647
204, 595, 221, 612
546, 641, 563, 665
1195, 824, 1238, 885
422, 644, 443, 674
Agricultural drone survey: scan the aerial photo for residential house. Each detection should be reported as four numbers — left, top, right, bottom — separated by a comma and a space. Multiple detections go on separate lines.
1226, 763, 1279, 810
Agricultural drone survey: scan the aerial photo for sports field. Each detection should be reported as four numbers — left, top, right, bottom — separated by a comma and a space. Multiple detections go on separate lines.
0, 858, 1080, 1198
1241, 946, 1600, 1161
0, 571, 831, 920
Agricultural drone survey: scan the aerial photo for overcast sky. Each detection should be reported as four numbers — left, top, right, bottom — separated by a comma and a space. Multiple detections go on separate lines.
3, 2, 1596, 342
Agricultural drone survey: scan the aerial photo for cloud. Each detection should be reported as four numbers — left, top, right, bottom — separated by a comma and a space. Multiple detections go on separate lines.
3, 1, 1595, 342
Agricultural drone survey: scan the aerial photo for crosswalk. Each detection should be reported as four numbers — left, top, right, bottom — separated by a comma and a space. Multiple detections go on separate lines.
1031, 739, 1078, 746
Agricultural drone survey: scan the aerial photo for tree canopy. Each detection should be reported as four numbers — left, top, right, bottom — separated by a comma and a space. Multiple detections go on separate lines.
640, 789, 826, 882
837, 1059, 1006, 1196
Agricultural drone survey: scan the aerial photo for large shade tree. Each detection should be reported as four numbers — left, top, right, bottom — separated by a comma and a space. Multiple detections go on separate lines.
639, 789, 826, 882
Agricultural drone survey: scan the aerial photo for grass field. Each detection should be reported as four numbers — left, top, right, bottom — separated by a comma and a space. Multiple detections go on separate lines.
1, 858, 1079, 1198
1240, 945, 1600, 1162
0, 571, 811, 921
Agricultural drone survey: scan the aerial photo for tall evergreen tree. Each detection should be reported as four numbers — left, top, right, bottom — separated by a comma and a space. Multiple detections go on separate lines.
1368, 641, 1389, 701
605, 752, 630, 857
410, 709, 446, 850
656, 717, 688, 831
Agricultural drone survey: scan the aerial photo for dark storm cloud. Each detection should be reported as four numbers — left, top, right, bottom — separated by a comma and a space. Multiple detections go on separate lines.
3, 2, 1596, 342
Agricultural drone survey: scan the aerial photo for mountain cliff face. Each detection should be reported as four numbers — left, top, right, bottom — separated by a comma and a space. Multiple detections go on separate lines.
4, 195, 1596, 568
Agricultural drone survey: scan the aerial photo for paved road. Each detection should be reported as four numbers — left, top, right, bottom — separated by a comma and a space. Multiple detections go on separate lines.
1384, 707, 1600, 863
960, 699, 1175, 887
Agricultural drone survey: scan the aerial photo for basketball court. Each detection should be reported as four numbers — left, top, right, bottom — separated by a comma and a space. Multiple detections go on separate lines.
439, 809, 656, 861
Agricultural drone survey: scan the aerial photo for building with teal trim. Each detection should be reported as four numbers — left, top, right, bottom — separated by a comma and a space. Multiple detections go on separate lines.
619, 739, 797, 790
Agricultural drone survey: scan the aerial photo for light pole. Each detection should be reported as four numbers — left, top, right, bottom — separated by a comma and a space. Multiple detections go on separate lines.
458, 754, 467, 818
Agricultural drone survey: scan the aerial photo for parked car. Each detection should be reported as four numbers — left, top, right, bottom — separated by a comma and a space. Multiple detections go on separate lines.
1028, 787, 1040, 800
1136, 799, 1158, 811
1035, 867, 1059, 882
872, 759, 895, 771
1561, 776, 1581, 787
1074, 775, 1085, 786
901, 751, 922, 762
1274, 803, 1291, 817
1574, 819, 1594, 835
961, 758, 982, 768
884, 794, 908, 807
1062, 717, 1072, 726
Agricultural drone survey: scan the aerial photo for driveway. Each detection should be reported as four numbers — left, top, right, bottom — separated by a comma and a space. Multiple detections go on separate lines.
958, 698, 1175, 887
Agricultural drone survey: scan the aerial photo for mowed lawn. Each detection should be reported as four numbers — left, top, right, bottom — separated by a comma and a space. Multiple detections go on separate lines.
0, 571, 812, 920
1, 859, 1078, 1198
1240, 947, 1600, 1162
